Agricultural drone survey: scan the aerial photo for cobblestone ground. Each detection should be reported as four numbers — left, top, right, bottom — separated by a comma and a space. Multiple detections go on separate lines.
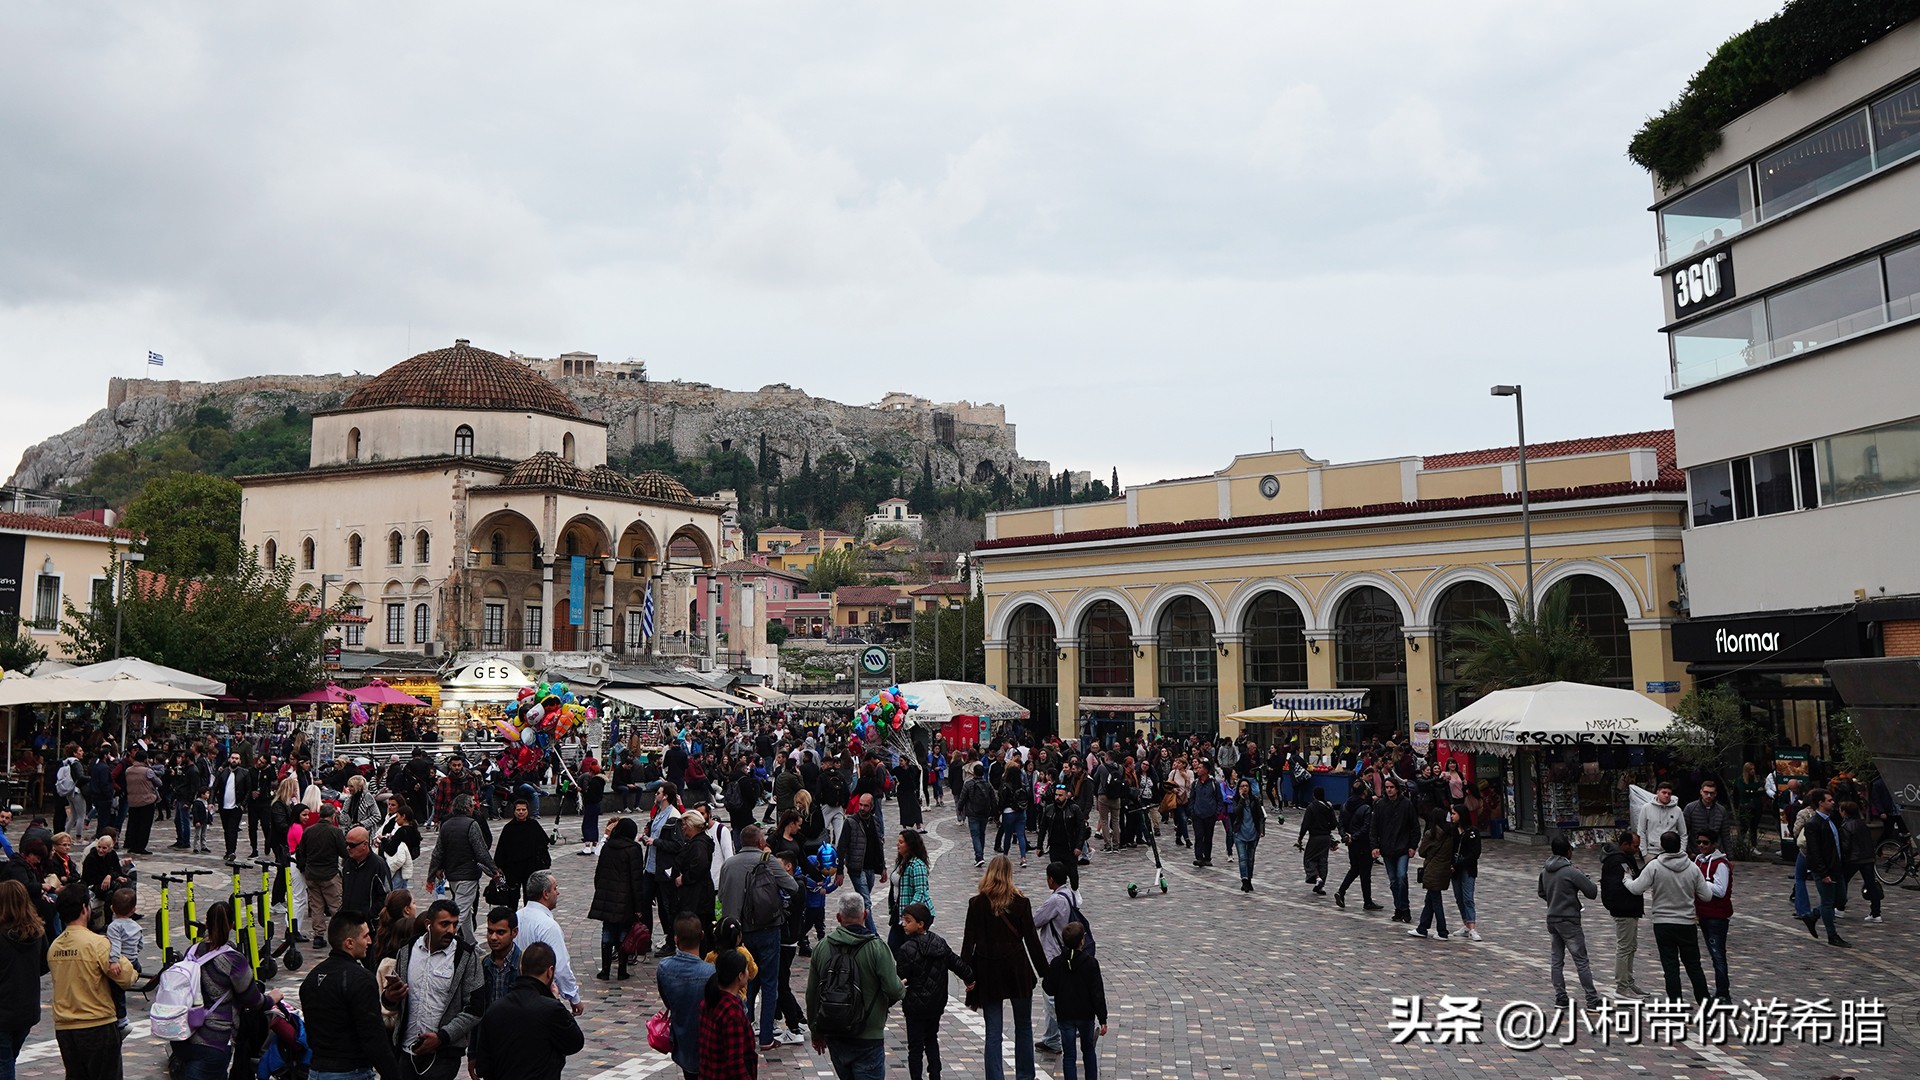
19, 811, 1918, 1078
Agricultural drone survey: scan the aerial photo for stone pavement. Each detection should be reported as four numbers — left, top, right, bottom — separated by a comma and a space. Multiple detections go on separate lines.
16, 812, 1918, 1078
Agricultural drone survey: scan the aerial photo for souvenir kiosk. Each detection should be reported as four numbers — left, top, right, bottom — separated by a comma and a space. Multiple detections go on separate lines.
1223, 690, 1369, 804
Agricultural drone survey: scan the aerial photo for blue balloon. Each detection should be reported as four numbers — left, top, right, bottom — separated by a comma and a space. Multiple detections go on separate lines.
810, 843, 839, 872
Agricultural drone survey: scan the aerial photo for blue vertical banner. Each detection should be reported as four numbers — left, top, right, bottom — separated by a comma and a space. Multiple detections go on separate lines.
569, 555, 586, 626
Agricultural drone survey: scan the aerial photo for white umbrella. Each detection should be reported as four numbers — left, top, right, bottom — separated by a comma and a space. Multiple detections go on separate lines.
63, 656, 226, 696
890, 680, 1031, 724
1430, 681, 1677, 752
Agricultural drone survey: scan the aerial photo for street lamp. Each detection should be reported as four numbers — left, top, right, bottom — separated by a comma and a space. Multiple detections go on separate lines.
950, 598, 966, 683
111, 550, 145, 660
1490, 384, 1534, 618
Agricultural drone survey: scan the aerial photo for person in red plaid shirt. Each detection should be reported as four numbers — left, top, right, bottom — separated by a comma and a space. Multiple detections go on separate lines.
436, 758, 481, 823
699, 949, 758, 1079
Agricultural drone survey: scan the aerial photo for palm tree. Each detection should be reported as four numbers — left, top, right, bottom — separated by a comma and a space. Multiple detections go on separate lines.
1449, 586, 1611, 692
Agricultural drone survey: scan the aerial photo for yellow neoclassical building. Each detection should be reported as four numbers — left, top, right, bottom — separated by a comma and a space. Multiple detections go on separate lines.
974, 431, 1692, 742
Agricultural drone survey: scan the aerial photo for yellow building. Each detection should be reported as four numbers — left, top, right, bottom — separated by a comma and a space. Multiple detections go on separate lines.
974, 431, 1691, 742
1, 511, 134, 662
755, 528, 856, 576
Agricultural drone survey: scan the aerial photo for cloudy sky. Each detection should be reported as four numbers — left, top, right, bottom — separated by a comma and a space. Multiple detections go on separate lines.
0, 1, 1780, 487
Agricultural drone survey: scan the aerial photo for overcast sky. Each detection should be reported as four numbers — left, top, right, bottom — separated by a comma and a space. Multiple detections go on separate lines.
0, 1, 1781, 488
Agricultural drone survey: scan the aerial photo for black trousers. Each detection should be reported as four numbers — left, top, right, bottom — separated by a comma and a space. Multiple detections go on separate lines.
905, 1011, 943, 1080
126, 804, 155, 853
1193, 817, 1217, 864
777, 941, 806, 1028
57, 1021, 123, 1080
1302, 834, 1333, 884
1336, 849, 1375, 903
247, 800, 270, 855
219, 806, 244, 855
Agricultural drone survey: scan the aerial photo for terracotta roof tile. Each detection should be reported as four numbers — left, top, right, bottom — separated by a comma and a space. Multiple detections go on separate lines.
0, 511, 133, 540
834, 586, 908, 605
631, 471, 695, 502
338, 340, 583, 417
1423, 429, 1676, 472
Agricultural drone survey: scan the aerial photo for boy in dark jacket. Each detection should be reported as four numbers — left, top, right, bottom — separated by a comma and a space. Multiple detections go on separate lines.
894, 902, 974, 1080
1041, 921, 1108, 1080
1598, 831, 1646, 998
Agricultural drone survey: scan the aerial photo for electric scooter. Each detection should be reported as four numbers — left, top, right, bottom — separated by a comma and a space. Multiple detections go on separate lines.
1123, 799, 1169, 898
179, 869, 213, 942
153, 872, 184, 966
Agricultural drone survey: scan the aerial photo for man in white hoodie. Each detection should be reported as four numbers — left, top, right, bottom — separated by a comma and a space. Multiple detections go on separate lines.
1634, 782, 1685, 854
1624, 829, 1713, 1003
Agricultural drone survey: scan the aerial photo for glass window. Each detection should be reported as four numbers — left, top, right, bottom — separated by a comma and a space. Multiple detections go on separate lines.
1757, 109, 1874, 218
1078, 600, 1134, 697
388, 532, 403, 564
415, 530, 430, 565
1766, 261, 1885, 356
345, 600, 365, 646
1871, 78, 1920, 168
1335, 586, 1404, 683
524, 604, 544, 647
386, 603, 405, 645
1731, 457, 1755, 519
483, 603, 505, 646
264, 540, 278, 566
414, 603, 432, 644
454, 425, 474, 457
1006, 605, 1058, 688
1671, 302, 1767, 389
1795, 443, 1820, 511
90, 577, 112, 613
1819, 418, 1920, 504
347, 534, 362, 567
32, 575, 59, 630
301, 537, 315, 570
1434, 581, 1508, 717
1241, 591, 1307, 709
1658, 171, 1752, 263
1547, 576, 1631, 688
1886, 242, 1920, 322
1751, 447, 1796, 517
1689, 461, 1735, 526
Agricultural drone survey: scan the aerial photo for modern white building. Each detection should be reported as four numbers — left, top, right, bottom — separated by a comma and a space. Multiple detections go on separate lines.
862, 497, 923, 539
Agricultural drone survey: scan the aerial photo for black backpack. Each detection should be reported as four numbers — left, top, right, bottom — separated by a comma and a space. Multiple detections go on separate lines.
812, 939, 865, 1036
740, 852, 785, 930
1065, 893, 1096, 958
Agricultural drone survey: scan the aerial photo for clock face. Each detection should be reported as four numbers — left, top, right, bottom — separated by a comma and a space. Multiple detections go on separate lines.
1259, 475, 1280, 499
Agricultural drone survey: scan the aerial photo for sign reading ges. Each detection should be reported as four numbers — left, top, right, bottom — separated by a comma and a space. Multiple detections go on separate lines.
448, 660, 529, 687
1673, 247, 1735, 312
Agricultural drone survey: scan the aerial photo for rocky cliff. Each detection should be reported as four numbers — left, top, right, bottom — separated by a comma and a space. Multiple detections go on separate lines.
8, 371, 1049, 492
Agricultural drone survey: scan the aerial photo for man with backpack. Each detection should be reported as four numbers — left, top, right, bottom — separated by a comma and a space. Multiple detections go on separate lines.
55, 744, 89, 837
960, 763, 998, 868
718, 823, 802, 1052
805, 891, 904, 1080
1032, 860, 1093, 1057
1093, 753, 1122, 853
996, 758, 1032, 868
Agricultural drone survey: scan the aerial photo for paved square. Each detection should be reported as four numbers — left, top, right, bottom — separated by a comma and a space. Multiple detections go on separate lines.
17, 813, 1916, 1078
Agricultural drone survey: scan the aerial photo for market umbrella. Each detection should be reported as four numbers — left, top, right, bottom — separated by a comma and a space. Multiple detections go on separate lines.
63, 656, 226, 697
0, 673, 214, 761
1429, 681, 1678, 752
891, 679, 1031, 724
349, 679, 428, 706
279, 683, 359, 705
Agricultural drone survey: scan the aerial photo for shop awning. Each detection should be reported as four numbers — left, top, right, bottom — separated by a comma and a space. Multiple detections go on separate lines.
1224, 704, 1365, 724
733, 684, 789, 705
1430, 681, 1679, 754
1077, 696, 1163, 714
653, 686, 751, 711
598, 686, 698, 712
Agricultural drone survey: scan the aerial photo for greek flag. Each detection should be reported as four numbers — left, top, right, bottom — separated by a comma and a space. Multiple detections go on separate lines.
641, 581, 655, 641
146, 351, 164, 367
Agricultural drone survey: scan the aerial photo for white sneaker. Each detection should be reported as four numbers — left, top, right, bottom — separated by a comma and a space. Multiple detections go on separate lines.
775, 1029, 806, 1045
1864, 915, 1883, 924
1406, 928, 1429, 938
1833, 909, 1848, 918
1465, 928, 1482, 941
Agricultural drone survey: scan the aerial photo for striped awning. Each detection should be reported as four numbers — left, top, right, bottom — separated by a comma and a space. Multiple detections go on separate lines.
1269, 690, 1370, 711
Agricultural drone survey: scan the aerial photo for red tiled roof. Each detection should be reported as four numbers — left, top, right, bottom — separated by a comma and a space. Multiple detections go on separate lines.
976, 478, 1687, 552
1424, 429, 1677, 476
909, 581, 970, 596
717, 559, 807, 581
834, 586, 908, 606
337, 340, 584, 417
129, 568, 370, 622
0, 511, 133, 540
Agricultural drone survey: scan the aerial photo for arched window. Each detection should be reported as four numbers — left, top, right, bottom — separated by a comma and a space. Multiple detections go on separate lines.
347, 534, 363, 568
300, 537, 315, 571
414, 530, 430, 565
1005, 605, 1058, 731
1242, 591, 1307, 710
346, 427, 361, 461
1434, 581, 1509, 717
1078, 600, 1134, 700
490, 532, 506, 566
561, 432, 576, 463
388, 531, 404, 565
454, 425, 474, 457
1547, 575, 1633, 688
263, 539, 278, 566
1157, 596, 1217, 737
1335, 585, 1407, 735
413, 602, 432, 644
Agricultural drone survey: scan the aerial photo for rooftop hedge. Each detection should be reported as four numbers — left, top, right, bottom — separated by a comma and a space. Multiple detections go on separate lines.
1628, 0, 1920, 191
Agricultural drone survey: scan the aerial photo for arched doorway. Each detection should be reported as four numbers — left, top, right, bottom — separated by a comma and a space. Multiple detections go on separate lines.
1434, 581, 1509, 717
1158, 596, 1217, 738
1078, 600, 1134, 700
1335, 585, 1407, 737
1005, 605, 1058, 734
1241, 591, 1308, 711
1547, 575, 1632, 688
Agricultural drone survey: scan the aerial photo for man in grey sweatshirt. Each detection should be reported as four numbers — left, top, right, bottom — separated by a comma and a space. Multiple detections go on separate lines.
1626, 829, 1714, 1001
1537, 837, 1602, 1009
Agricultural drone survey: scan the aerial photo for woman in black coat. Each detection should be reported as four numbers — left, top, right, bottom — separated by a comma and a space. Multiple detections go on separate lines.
960, 855, 1050, 1080
0, 878, 52, 1070
673, 811, 717, 949
492, 798, 552, 905
587, 817, 649, 980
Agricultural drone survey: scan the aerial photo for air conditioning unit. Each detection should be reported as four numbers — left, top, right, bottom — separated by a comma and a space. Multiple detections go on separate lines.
588, 660, 607, 678
423, 642, 441, 657
697, 658, 715, 673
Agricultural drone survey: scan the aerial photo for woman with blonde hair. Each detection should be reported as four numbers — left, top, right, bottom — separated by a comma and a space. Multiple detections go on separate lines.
794, 787, 826, 848
0, 879, 51, 1076
961, 854, 1049, 1080
342, 773, 382, 833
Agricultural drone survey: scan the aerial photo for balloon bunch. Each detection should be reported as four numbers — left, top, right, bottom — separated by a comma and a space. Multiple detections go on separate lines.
348, 702, 370, 727
854, 685, 913, 736
495, 680, 596, 748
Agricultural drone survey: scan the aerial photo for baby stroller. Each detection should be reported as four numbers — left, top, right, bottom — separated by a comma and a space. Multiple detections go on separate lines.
230, 997, 310, 1080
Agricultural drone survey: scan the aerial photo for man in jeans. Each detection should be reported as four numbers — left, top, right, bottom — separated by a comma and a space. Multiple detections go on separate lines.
1691, 829, 1733, 1001
718, 824, 802, 1050
1537, 836, 1603, 1010
960, 764, 997, 868
1370, 777, 1419, 922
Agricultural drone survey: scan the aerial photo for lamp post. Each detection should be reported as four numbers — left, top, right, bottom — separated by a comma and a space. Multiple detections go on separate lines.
934, 599, 942, 681
111, 550, 145, 660
950, 599, 966, 683
1490, 384, 1534, 617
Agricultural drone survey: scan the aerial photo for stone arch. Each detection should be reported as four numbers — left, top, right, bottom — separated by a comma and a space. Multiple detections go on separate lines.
1063, 587, 1142, 638
1415, 566, 1520, 626
616, 520, 663, 579
557, 514, 615, 560
467, 509, 542, 572
1139, 584, 1226, 636
1534, 559, 1646, 619
988, 591, 1064, 639
666, 522, 719, 569
346, 533, 364, 568
1223, 578, 1321, 634
263, 539, 278, 567
300, 536, 316, 570
346, 426, 361, 462
562, 432, 576, 463
1316, 571, 1416, 630
482, 578, 509, 599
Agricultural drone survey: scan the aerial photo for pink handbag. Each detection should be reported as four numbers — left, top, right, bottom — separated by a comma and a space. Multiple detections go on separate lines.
647, 1009, 674, 1054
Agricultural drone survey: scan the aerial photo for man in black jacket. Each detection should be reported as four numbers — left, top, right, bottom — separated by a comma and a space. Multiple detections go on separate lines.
340, 826, 391, 955
470, 941, 583, 1080
1038, 784, 1088, 889
1370, 778, 1420, 923
1799, 787, 1850, 947
1334, 786, 1382, 911
212, 751, 254, 864
1295, 786, 1338, 895
1599, 830, 1647, 998
300, 910, 401, 1080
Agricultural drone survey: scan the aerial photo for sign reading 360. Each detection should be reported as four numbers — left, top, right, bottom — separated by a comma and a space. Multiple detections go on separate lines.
1673, 248, 1735, 312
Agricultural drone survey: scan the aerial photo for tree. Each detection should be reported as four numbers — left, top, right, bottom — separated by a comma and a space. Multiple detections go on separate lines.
1654, 684, 1774, 858
1449, 588, 1611, 692
765, 621, 790, 646
0, 616, 48, 673
920, 510, 983, 556
805, 546, 863, 593
904, 596, 984, 683
1111, 467, 1121, 495
120, 472, 244, 576
62, 549, 337, 701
